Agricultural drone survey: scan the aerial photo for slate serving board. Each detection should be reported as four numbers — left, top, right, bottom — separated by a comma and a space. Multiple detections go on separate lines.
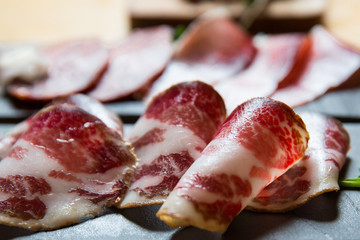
0, 87, 360, 240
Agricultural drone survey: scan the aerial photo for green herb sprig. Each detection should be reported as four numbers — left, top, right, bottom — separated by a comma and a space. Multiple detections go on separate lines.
340, 177, 360, 188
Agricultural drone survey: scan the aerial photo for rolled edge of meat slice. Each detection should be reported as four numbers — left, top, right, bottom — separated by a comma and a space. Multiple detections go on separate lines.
87, 25, 173, 102
0, 95, 137, 230
7, 39, 109, 102
119, 81, 227, 208
247, 111, 350, 212
214, 32, 312, 114
157, 97, 309, 233
270, 26, 360, 108
146, 16, 257, 101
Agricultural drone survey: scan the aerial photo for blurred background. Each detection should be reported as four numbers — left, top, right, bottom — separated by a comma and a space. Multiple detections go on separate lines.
0, 0, 359, 50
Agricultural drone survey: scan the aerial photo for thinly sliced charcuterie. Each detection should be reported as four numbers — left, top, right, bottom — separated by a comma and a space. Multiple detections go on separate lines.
56, 94, 124, 134
0, 94, 124, 161
119, 81, 226, 208
0, 96, 137, 230
215, 33, 311, 113
146, 16, 257, 100
247, 112, 350, 212
7, 40, 108, 101
157, 97, 309, 233
87, 26, 173, 102
270, 26, 360, 107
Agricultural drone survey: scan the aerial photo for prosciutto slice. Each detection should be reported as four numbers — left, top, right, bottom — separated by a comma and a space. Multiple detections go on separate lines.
87, 26, 173, 102
120, 81, 226, 208
147, 16, 257, 100
215, 33, 311, 113
157, 97, 309, 233
0, 96, 137, 230
270, 26, 360, 107
7, 40, 108, 101
248, 112, 350, 212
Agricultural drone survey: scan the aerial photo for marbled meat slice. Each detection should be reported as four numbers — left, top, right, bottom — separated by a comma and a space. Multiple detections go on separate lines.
0, 94, 124, 160
157, 98, 309, 233
7, 39, 108, 101
87, 26, 173, 102
247, 112, 350, 212
56, 94, 124, 134
147, 16, 257, 100
270, 26, 360, 107
120, 81, 226, 208
215, 33, 311, 113
0, 101, 137, 230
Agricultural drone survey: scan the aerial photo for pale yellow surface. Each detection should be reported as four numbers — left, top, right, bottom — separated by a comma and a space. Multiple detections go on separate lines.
0, 0, 130, 44
323, 0, 360, 50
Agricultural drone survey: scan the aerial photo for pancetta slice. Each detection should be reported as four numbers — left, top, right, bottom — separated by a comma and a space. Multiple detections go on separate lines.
215, 33, 311, 113
0, 98, 137, 230
270, 26, 360, 107
247, 112, 350, 212
7, 39, 108, 101
157, 98, 309, 233
119, 81, 226, 208
146, 16, 257, 100
87, 26, 173, 102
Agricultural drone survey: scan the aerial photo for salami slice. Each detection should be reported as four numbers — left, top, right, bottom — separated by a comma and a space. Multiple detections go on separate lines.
215, 33, 311, 113
87, 26, 173, 102
147, 17, 257, 100
248, 112, 350, 212
7, 39, 108, 101
157, 98, 309, 233
0, 97, 137, 230
119, 81, 226, 208
270, 26, 360, 107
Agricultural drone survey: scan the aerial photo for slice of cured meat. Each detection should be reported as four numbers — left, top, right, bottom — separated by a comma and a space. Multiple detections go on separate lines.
56, 94, 124, 134
0, 94, 124, 161
270, 26, 360, 108
247, 112, 350, 212
119, 81, 226, 208
87, 26, 173, 102
0, 97, 137, 230
146, 16, 257, 101
215, 33, 311, 113
157, 97, 309, 233
7, 39, 108, 101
